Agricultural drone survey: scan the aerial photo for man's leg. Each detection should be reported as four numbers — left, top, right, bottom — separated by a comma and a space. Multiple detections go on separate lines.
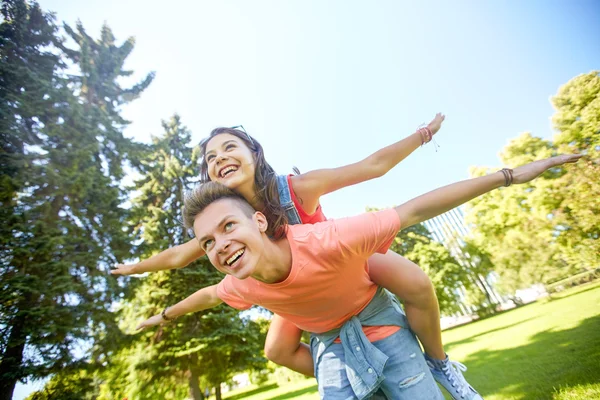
315, 343, 358, 400
373, 328, 444, 400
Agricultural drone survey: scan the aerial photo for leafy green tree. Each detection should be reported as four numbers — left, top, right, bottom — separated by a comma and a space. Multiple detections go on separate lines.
552, 71, 600, 159
550, 71, 600, 270
383, 216, 468, 314
106, 115, 267, 400
466, 128, 595, 293
26, 368, 99, 400
466, 134, 566, 292
465, 73, 600, 293
0, 3, 153, 397
405, 239, 470, 315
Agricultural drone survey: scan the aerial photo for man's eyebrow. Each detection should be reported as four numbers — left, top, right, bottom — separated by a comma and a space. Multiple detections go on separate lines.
197, 215, 235, 244
205, 140, 237, 155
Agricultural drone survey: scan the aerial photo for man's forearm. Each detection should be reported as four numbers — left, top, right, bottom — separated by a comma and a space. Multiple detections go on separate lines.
164, 284, 222, 319
396, 171, 505, 229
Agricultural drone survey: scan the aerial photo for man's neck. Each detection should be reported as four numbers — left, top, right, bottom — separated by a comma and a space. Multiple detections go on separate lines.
251, 236, 292, 284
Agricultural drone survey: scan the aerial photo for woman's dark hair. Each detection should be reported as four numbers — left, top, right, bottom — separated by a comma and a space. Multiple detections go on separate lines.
198, 127, 288, 239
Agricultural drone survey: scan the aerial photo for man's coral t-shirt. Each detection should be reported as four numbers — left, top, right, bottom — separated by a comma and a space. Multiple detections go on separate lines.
217, 209, 401, 341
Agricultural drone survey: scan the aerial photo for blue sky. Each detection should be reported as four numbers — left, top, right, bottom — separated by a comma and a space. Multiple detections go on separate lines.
43, 0, 599, 218
15, 0, 599, 397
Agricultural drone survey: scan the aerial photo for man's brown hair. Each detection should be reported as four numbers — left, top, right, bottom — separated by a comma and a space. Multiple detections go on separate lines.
183, 181, 258, 231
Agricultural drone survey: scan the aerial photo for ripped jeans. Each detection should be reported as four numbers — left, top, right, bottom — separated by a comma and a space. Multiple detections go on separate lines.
316, 327, 444, 399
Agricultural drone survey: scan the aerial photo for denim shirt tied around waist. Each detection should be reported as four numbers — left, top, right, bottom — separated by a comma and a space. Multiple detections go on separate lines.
310, 287, 408, 400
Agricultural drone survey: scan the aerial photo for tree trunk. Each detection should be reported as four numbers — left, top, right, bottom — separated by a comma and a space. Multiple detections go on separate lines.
215, 384, 222, 400
0, 314, 27, 400
188, 368, 204, 400
476, 274, 495, 305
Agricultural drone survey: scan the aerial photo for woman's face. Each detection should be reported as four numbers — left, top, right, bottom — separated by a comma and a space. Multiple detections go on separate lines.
204, 133, 256, 191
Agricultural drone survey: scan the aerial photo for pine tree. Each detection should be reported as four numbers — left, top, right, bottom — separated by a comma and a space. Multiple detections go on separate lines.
0, 3, 153, 397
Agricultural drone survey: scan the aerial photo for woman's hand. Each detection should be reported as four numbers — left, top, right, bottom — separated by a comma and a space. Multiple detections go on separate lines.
427, 112, 445, 135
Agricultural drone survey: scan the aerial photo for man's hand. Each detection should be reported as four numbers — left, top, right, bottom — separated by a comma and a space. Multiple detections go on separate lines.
136, 314, 165, 331
111, 263, 138, 276
512, 154, 583, 185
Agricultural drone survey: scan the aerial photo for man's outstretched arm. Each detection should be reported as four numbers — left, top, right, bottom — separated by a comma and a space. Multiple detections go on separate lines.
395, 154, 582, 229
136, 284, 223, 330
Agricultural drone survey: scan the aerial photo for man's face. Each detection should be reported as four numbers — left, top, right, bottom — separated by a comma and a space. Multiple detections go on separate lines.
193, 198, 267, 280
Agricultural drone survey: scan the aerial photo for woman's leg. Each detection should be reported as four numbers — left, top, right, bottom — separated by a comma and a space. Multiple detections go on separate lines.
368, 251, 445, 359
368, 251, 483, 400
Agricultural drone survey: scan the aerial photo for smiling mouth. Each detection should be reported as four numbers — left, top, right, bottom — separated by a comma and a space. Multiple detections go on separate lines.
220, 166, 238, 178
225, 248, 245, 267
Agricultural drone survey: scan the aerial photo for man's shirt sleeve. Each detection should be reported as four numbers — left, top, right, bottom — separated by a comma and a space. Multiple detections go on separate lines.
216, 276, 254, 310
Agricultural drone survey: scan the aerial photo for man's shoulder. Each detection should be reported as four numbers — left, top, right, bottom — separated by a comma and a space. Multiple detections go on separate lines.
286, 218, 338, 241
287, 209, 399, 234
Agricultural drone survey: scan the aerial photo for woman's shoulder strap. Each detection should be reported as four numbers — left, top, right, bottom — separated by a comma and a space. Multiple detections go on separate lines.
275, 174, 293, 206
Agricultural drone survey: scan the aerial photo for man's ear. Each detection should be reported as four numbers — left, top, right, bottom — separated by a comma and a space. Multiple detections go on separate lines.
253, 211, 269, 233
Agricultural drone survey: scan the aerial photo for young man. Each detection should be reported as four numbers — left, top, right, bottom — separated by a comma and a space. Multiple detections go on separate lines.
137, 154, 580, 400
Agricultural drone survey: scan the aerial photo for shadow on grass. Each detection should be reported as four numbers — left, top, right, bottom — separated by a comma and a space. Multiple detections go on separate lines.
550, 283, 600, 301
264, 384, 318, 400
443, 301, 539, 333
445, 317, 540, 353
462, 315, 600, 400
225, 383, 279, 400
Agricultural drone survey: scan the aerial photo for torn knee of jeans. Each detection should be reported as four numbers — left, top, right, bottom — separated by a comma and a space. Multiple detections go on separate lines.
398, 372, 426, 389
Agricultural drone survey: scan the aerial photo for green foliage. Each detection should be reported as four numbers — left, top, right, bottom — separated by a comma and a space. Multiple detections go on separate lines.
26, 368, 99, 400
406, 239, 470, 315
550, 71, 600, 270
552, 71, 600, 159
384, 218, 469, 314
0, 1, 153, 398
466, 72, 600, 294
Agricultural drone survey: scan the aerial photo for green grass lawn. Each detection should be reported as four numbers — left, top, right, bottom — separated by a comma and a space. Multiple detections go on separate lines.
224, 281, 600, 399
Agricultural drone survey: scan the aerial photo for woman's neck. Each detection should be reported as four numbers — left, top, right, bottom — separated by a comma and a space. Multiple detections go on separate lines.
236, 182, 265, 212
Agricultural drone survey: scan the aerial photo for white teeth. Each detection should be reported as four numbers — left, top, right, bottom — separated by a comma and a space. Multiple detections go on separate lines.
226, 249, 244, 266
220, 166, 238, 177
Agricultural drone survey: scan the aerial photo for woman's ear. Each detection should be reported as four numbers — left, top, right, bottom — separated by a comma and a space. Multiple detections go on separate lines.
254, 211, 269, 233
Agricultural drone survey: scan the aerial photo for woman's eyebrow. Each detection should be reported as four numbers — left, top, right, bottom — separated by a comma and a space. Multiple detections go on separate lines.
205, 140, 237, 156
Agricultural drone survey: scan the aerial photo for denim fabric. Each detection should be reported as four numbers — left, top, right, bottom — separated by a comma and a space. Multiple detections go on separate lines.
311, 288, 442, 399
310, 288, 406, 399
276, 174, 302, 225
316, 328, 444, 399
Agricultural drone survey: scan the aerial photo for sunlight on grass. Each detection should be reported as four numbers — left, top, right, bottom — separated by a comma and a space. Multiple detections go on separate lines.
223, 379, 318, 400
553, 383, 600, 400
